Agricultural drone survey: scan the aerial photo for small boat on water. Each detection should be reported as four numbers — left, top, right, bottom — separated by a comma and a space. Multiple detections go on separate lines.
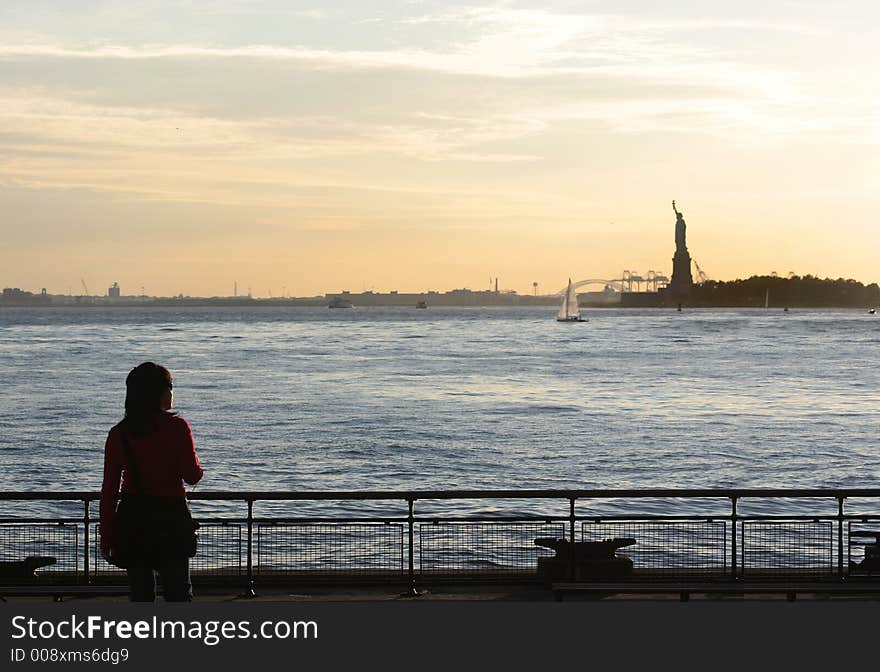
328, 296, 353, 309
870, 308, 877, 315
416, 300, 428, 309
557, 279, 586, 322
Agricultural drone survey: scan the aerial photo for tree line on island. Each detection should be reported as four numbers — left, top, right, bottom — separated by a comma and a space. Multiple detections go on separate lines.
690, 275, 880, 308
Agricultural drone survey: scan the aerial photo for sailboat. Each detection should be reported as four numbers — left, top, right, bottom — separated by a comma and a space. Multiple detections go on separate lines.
557, 279, 586, 322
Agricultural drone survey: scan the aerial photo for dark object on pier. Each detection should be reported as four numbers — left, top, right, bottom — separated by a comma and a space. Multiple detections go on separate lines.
535, 537, 636, 580
850, 531, 880, 573
0, 556, 57, 580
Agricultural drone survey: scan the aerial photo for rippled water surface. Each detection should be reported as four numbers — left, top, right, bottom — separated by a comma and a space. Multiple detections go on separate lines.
1, 306, 878, 516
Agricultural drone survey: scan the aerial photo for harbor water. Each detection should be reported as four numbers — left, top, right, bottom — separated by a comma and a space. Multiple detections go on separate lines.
1, 305, 879, 519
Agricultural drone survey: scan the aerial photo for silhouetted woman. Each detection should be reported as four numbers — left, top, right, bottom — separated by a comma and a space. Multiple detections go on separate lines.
100, 362, 204, 601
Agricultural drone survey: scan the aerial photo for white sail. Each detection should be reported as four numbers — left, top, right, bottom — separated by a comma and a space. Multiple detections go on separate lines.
566, 282, 581, 318
557, 279, 581, 320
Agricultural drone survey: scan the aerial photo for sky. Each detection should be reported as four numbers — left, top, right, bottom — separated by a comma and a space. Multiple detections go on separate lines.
1, 0, 877, 297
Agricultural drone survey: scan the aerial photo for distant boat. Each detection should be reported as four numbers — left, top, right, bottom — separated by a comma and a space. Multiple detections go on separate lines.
870, 308, 877, 315
557, 279, 586, 322
416, 300, 428, 309
328, 296, 353, 309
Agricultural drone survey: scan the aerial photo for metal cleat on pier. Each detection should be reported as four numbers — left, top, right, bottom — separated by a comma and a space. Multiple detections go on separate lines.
850, 531, 880, 573
0, 556, 57, 580
534, 537, 636, 580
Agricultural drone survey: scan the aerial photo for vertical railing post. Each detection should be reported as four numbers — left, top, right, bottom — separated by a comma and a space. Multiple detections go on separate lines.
83, 499, 91, 585
568, 497, 576, 580
243, 498, 256, 598
730, 496, 738, 580
405, 497, 419, 596
837, 496, 845, 579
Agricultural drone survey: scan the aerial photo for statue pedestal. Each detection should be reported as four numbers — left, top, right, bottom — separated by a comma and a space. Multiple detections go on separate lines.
669, 249, 693, 301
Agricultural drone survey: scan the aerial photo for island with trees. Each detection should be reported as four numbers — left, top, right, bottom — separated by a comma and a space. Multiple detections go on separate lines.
690, 274, 880, 308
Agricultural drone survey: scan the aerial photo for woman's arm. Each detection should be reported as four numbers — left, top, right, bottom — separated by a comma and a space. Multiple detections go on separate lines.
178, 419, 204, 485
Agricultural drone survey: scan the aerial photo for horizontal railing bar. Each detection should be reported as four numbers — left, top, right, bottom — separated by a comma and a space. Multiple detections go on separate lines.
417, 517, 565, 523
0, 518, 82, 524
737, 516, 840, 521
168, 518, 244, 525
581, 515, 865, 522
0, 514, 874, 524
254, 517, 410, 524
3, 488, 880, 501
579, 517, 729, 522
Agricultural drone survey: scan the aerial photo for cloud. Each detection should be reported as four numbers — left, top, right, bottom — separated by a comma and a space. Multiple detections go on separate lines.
0, 87, 553, 207
0, 7, 816, 80
0, 3, 875, 211
0, 4, 833, 139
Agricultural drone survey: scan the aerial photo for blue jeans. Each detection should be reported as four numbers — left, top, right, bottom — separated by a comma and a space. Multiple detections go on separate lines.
127, 555, 192, 602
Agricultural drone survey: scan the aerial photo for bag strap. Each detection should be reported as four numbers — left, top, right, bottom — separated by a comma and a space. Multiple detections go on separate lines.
120, 430, 145, 496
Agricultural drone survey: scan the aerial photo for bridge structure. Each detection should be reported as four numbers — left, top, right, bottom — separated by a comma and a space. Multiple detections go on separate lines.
554, 271, 670, 296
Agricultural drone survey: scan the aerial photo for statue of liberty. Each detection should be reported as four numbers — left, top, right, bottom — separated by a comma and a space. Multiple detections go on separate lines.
672, 200, 687, 252
669, 199, 693, 302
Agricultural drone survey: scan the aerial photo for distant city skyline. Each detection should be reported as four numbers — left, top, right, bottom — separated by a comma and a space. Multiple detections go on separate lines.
6, 266, 878, 302
1, 1, 878, 296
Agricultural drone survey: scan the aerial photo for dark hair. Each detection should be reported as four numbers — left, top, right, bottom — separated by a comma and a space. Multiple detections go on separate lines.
123, 362, 174, 434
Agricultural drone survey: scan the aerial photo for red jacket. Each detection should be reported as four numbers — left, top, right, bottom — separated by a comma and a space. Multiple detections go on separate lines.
99, 413, 204, 551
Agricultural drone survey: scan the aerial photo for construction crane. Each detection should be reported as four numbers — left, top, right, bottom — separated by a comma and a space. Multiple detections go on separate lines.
80, 278, 90, 297
692, 259, 709, 283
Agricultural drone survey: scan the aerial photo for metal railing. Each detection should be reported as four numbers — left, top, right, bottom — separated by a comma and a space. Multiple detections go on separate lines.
1, 489, 879, 594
